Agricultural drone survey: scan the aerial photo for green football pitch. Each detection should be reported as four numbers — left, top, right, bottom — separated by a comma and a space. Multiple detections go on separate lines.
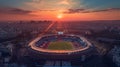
47, 41, 73, 50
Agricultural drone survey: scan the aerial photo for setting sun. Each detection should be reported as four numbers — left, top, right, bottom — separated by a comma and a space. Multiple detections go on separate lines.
57, 14, 63, 19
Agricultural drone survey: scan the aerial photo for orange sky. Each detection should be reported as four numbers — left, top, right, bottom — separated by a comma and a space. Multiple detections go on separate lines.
0, 0, 120, 21
0, 9, 119, 21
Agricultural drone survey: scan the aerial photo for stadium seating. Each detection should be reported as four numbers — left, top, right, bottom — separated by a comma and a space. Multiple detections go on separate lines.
35, 35, 87, 49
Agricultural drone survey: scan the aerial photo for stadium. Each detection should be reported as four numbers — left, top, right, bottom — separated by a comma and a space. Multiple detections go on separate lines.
28, 34, 95, 60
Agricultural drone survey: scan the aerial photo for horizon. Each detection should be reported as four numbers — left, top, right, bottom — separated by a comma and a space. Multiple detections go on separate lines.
0, 20, 120, 22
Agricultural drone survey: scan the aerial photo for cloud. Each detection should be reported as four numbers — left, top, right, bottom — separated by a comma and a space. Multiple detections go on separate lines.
92, 8, 120, 12
58, 0, 70, 5
24, 0, 53, 10
63, 8, 120, 14
0, 6, 57, 16
63, 8, 86, 13
38, 9, 56, 11
24, 0, 73, 10
0, 7, 32, 15
32, 0, 42, 2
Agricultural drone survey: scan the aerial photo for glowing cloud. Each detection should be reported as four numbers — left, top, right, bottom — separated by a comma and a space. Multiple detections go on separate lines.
59, 0, 70, 5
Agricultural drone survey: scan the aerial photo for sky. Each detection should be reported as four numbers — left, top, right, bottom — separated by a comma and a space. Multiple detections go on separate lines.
0, 0, 120, 21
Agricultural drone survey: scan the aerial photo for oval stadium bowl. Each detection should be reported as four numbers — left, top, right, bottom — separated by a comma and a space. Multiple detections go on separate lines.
28, 34, 95, 60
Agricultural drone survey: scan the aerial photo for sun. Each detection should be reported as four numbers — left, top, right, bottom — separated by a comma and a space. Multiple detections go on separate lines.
57, 14, 63, 19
